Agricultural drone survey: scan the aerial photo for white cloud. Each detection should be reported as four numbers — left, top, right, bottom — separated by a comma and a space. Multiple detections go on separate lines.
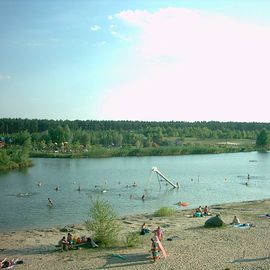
100, 8, 270, 122
110, 30, 132, 42
0, 74, 11, 81
90, 24, 101, 31
93, 41, 108, 47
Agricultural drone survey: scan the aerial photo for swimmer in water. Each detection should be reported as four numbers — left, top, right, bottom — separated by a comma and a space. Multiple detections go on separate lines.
141, 194, 145, 201
48, 198, 53, 205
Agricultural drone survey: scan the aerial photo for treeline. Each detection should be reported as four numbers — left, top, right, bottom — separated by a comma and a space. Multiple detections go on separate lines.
0, 118, 269, 166
0, 118, 268, 148
1, 118, 270, 135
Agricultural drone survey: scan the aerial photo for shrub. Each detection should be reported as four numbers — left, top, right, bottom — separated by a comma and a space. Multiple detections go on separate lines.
85, 198, 121, 247
204, 214, 225, 228
154, 206, 175, 217
125, 231, 140, 247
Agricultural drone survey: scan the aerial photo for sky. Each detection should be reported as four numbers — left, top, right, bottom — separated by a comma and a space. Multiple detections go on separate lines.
0, 0, 270, 122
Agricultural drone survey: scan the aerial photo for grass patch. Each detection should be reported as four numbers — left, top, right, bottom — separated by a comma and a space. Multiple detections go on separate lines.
125, 231, 140, 247
154, 207, 176, 217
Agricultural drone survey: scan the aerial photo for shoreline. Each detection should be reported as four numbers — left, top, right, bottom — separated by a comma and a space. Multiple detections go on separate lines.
1, 197, 269, 233
1, 199, 269, 269
1, 197, 270, 233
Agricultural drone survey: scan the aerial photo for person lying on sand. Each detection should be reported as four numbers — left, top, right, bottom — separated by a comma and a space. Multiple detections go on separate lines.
0, 258, 23, 268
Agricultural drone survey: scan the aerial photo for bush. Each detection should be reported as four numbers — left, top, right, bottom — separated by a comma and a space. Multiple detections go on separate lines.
154, 206, 175, 217
125, 231, 140, 247
85, 198, 121, 247
204, 214, 225, 228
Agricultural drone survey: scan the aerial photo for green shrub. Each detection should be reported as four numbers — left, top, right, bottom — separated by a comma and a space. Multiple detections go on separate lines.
85, 198, 121, 247
154, 206, 175, 217
125, 231, 140, 247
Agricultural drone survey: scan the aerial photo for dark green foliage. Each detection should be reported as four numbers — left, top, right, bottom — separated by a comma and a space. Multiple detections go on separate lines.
256, 129, 269, 148
204, 215, 224, 228
0, 118, 265, 167
0, 132, 32, 171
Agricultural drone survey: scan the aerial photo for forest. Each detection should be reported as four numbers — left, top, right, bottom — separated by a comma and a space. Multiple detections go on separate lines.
0, 118, 269, 170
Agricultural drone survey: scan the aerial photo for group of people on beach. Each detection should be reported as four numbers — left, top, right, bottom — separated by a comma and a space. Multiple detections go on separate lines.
193, 205, 211, 217
58, 233, 98, 251
139, 223, 166, 262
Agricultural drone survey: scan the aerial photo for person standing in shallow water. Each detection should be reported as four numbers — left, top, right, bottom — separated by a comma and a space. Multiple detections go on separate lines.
48, 198, 53, 206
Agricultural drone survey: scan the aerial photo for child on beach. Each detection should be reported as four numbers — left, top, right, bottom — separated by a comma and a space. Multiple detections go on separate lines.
156, 226, 163, 241
150, 236, 160, 262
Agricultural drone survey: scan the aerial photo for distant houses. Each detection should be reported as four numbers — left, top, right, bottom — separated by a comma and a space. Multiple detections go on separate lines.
0, 140, 5, 148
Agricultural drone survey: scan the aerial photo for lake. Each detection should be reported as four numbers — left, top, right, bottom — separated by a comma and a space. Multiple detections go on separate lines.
0, 151, 269, 231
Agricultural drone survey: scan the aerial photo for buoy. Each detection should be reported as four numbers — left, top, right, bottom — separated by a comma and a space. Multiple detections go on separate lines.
177, 202, 188, 207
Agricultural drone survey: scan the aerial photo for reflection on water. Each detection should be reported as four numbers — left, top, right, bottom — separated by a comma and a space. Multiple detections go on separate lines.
0, 151, 269, 231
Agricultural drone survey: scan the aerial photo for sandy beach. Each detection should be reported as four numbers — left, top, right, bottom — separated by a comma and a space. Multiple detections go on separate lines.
0, 199, 269, 270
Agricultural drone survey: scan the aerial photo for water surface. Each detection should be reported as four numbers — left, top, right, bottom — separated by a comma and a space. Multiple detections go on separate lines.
0, 152, 269, 231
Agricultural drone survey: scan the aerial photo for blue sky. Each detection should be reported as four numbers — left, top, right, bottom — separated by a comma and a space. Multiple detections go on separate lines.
1, 0, 270, 121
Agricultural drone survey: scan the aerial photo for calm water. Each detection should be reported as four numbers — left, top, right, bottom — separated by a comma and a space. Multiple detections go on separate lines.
0, 152, 269, 231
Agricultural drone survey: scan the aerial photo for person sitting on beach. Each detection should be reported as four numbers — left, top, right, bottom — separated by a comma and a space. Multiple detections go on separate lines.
203, 206, 210, 216
140, 223, 150, 235
231, 215, 240, 225
194, 206, 203, 217
67, 233, 73, 248
58, 236, 68, 251
87, 237, 98, 248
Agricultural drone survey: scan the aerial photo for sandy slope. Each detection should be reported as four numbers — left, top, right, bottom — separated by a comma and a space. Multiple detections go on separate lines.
0, 199, 270, 270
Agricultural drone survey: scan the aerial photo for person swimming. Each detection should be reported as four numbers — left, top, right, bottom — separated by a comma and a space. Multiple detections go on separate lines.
48, 198, 53, 206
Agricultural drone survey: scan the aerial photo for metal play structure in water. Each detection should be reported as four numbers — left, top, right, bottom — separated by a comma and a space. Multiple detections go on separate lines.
151, 167, 178, 188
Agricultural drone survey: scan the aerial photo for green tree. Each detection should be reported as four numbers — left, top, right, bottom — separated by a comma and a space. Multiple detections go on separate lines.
85, 198, 120, 247
256, 129, 269, 148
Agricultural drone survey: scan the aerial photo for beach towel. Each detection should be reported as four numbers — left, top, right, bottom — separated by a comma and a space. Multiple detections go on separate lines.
258, 214, 270, 219
233, 223, 253, 229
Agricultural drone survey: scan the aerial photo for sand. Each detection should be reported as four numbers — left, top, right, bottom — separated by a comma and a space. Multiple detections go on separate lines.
0, 199, 270, 270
